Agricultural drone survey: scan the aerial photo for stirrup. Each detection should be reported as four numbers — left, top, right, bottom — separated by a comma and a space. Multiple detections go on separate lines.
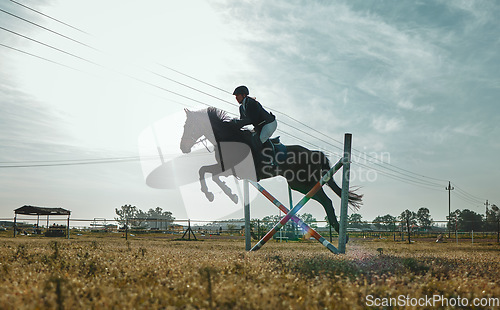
269, 136, 280, 144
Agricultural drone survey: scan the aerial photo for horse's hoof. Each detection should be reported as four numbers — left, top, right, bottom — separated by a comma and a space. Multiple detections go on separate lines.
206, 192, 214, 202
230, 194, 238, 204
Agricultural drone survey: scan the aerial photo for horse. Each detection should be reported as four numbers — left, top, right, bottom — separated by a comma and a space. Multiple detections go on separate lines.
180, 107, 362, 233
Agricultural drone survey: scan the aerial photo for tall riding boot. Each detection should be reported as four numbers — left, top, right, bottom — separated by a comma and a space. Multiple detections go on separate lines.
251, 134, 263, 175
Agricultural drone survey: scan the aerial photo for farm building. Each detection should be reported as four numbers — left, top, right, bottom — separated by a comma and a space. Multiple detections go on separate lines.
14, 205, 71, 238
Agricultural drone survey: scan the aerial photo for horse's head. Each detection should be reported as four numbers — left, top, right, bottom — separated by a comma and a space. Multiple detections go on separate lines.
180, 107, 241, 153
180, 108, 205, 153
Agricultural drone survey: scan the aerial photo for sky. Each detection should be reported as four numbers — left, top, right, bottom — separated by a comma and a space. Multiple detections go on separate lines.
1, 0, 499, 225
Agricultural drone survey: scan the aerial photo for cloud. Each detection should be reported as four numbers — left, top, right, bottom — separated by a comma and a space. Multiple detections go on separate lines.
452, 122, 484, 137
397, 100, 435, 113
371, 115, 404, 133
443, 0, 497, 29
0, 75, 72, 160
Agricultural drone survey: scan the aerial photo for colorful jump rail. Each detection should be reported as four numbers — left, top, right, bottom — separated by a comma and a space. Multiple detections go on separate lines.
247, 133, 352, 254
249, 180, 340, 254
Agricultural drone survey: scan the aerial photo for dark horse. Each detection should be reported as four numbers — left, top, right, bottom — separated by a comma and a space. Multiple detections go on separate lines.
180, 107, 362, 233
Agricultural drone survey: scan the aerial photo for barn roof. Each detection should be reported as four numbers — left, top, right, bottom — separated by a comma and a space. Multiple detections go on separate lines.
14, 205, 71, 216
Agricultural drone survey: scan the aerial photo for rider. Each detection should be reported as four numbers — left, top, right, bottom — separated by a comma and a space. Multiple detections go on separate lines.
231, 86, 277, 155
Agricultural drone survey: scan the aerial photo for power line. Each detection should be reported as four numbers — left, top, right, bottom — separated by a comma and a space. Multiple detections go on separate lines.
1, 4, 445, 187
0, 3, 486, 202
453, 183, 485, 203
0, 26, 99, 65
0, 27, 218, 109
0, 158, 139, 168
0, 39, 483, 199
0, 42, 83, 72
0, 29, 445, 190
0, 8, 97, 50
0, 27, 444, 191
157, 63, 231, 95
453, 191, 483, 208
354, 161, 443, 191
9, 0, 89, 34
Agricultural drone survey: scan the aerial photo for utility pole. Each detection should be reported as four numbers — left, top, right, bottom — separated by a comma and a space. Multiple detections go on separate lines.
485, 200, 489, 214
446, 181, 454, 238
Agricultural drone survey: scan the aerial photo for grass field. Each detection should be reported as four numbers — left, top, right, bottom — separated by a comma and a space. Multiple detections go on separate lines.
0, 234, 499, 309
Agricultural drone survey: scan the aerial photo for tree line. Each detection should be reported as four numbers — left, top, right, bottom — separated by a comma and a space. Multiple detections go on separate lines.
114, 203, 499, 233
345, 207, 500, 232
115, 205, 175, 229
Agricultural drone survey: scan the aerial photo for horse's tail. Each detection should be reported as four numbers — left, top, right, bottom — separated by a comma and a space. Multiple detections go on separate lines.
322, 154, 363, 211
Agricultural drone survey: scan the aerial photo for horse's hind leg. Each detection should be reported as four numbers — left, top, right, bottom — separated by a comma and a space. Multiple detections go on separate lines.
288, 180, 340, 233
312, 189, 349, 243
311, 189, 340, 233
212, 170, 238, 204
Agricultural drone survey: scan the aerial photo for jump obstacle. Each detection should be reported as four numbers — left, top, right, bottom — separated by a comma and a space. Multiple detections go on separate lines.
243, 133, 352, 254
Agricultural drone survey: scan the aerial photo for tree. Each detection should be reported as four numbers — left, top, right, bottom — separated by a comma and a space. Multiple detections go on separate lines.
145, 207, 175, 229
349, 213, 362, 223
114, 205, 148, 228
115, 204, 139, 227
447, 210, 461, 231
373, 214, 397, 231
399, 210, 417, 230
446, 209, 483, 232
458, 209, 483, 232
484, 207, 499, 231
416, 207, 433, 230
300, 213, 318, 229
348, 213, 365, 229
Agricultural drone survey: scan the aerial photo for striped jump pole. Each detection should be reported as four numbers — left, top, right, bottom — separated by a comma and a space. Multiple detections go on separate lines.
250, 158, 344, 252
249, 180, 339, 254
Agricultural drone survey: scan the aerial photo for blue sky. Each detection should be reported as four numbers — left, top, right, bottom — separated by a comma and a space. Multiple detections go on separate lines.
1, 0, 498, 224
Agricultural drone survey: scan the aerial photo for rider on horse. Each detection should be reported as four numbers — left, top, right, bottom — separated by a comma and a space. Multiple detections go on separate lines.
231, 86, 278, 157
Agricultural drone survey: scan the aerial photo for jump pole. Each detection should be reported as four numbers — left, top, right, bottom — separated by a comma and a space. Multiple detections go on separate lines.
244, 179, 251, 251
250, 157, 344, 252
249, 180, 340, 254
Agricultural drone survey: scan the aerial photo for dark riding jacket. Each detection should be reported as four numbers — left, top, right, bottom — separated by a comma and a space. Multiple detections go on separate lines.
233, 97, 275, 133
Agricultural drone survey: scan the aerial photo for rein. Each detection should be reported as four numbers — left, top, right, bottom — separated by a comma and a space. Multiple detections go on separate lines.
194, 137, 213, 153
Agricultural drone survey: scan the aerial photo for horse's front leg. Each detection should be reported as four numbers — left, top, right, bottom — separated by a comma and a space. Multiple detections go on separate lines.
198, 164, 220, 202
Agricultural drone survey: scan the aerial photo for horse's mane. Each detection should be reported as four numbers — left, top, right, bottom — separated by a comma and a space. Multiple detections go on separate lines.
205, 107, 249, 142
207, 107, 231, 123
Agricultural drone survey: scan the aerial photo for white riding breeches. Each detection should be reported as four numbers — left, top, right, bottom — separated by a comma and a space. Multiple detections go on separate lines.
259, 120, 277, 143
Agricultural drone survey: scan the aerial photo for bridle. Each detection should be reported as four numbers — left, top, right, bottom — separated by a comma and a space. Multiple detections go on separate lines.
196, 137, 212, 153
182, 110, 216, 153
182, 134, 213, 153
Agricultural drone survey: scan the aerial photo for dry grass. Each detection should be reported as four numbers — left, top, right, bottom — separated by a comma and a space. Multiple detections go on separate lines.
0, 236, 499, 309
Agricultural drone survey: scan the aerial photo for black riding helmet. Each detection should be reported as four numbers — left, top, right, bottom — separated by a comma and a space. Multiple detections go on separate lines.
233, 85, 249, 96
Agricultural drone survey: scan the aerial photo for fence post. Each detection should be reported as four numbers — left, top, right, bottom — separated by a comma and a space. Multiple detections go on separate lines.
244, 179, 251, 251
257, 219, 261, 240
125, 218, 128, 241
338, 133, 352, 254
407, 218, 411, 244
